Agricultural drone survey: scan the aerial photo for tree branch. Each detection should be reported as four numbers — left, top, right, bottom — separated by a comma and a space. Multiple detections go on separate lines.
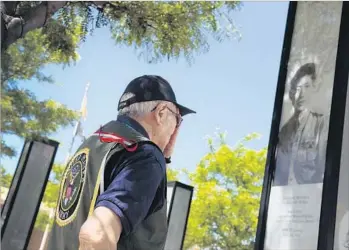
90, 1, 129, 19
1, 1, 19, 16
2, 1, 68, 52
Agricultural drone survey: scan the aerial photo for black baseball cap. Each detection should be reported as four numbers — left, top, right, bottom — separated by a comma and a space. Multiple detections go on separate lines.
118, 75, 196, 116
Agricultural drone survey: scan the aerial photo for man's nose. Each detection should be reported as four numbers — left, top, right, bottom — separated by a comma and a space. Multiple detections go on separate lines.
295, 89, 301, 99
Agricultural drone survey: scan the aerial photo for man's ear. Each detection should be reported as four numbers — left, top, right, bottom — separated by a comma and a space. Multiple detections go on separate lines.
154, 103, 167, 125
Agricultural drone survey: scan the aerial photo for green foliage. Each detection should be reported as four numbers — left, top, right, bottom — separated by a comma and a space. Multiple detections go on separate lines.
0, 165, 13, 188
104, 1, 242, 63
32, 163, 65, 231
34, 209, 52, 232
12, 1, 241, 63
167, 167, 179, 181
1, 84, 79, 157
1, 2, 86, 158
42, 164, 66, 208
184, 132, 266, 250
1, 27, 81, 157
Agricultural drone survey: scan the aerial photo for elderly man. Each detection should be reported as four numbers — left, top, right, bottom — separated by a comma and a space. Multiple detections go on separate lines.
47, 75, 195, 250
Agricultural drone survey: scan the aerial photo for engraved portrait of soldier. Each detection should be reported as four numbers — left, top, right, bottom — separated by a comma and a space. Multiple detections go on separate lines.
274, 62, 329, 186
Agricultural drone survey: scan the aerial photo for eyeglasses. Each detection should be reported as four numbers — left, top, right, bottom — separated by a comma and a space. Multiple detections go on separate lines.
151, 105, 183, 128
166, 107, 183, 128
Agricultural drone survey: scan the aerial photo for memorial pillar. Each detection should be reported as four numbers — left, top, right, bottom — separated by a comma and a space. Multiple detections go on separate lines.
165, 181, 194, 250
255, 2, 349, 250
1, 139, 59, 250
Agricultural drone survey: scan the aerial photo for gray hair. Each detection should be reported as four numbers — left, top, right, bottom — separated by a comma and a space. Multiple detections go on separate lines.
118, 93, 163, 117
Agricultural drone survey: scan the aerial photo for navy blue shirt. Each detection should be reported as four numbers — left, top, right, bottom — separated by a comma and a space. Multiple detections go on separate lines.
95, 115, 167, 236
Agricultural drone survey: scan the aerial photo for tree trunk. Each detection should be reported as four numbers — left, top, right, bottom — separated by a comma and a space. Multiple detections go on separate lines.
1, 1, 19, 16
1, 1, 118, 54
1, 1, 67, 52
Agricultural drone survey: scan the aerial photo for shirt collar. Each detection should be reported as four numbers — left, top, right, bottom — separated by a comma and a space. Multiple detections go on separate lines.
117, 115, 149, 139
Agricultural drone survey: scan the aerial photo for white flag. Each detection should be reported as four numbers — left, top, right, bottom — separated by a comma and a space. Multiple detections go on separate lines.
80, 82, 90, 121
73, 121, 85, 140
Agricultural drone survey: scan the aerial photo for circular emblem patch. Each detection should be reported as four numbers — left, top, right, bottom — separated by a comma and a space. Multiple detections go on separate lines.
56, 148, 89, 226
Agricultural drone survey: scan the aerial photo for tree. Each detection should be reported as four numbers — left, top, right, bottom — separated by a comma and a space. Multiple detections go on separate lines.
1, 1, 241, 158
0, 27, 81, 157
41, 163, 66, 208
1, 1, 241, 60
0, 165, 13, 188
167, 167, 179, 181
184, 132, 266, 250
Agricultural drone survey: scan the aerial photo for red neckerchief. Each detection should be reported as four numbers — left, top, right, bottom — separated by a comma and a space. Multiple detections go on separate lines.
94, 126, 138, 152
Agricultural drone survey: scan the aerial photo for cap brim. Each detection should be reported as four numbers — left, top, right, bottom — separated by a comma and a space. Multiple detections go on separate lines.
175, 103, 196, 116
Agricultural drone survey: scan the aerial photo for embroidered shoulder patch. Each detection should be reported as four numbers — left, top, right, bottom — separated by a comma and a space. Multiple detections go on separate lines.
56, 148, 89, 227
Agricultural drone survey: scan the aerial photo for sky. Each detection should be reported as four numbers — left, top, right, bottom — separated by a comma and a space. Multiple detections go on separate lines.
2, 2, 289, 179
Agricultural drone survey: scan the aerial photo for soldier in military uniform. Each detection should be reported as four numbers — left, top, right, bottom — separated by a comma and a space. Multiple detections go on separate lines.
47, 75, 195, 250
275, 63, 329, 186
